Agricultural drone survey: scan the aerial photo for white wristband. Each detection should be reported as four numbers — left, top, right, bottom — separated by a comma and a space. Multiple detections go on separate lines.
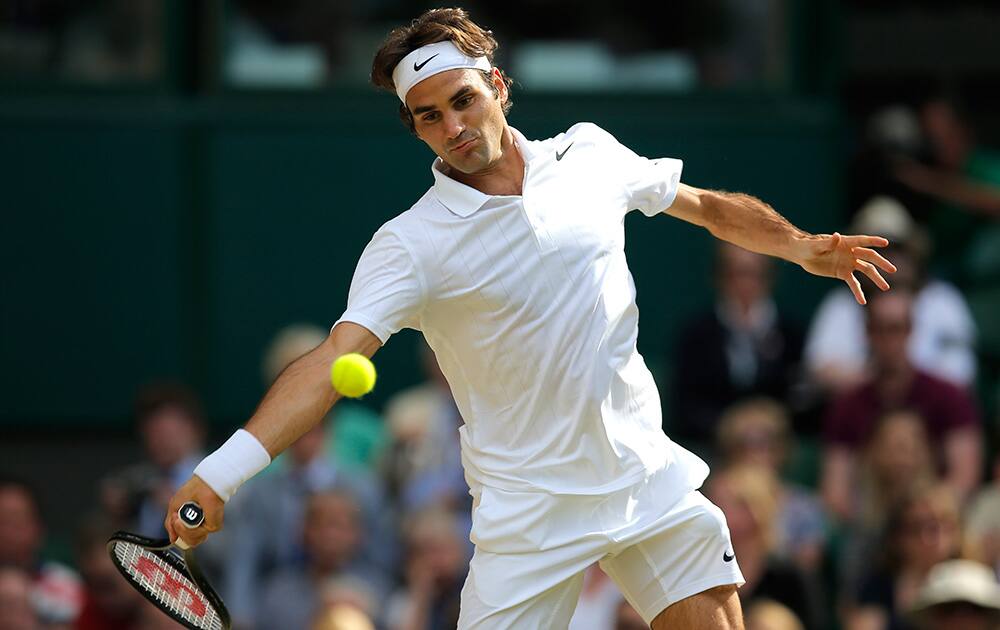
193, 429, 271, 503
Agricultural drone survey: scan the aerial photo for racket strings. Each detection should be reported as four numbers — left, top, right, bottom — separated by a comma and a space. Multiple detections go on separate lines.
112, 540, 224, 630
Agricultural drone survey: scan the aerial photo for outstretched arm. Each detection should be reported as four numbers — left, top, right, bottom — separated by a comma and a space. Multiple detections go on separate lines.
165, 321, 382, 546
666, 184, 896, 305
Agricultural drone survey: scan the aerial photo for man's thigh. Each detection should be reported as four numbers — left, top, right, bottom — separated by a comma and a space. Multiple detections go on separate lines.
457, 544, 594, 629
651, 584, 744, 630
599, 490, 744, 625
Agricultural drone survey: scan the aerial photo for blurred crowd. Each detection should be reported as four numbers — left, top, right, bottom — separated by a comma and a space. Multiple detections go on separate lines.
0, 0, 785, 90
3, 56, 1000, 630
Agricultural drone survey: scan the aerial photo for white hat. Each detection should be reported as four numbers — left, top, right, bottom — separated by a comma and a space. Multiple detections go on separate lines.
850, 195, 929, 258
851, 196, 915, 242
910, 560, 1000, 614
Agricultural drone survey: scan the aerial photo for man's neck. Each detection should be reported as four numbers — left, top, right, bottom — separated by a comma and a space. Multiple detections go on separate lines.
444, 126, 525, 197
874, 362, 916, 401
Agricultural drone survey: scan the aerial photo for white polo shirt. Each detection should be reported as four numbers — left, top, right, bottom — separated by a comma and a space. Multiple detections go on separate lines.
336, 122, 708, 498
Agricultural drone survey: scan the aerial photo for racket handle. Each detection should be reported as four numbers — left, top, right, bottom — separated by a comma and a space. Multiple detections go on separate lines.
178, 502, 205, 529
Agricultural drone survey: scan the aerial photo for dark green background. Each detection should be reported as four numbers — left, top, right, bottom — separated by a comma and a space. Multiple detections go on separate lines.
1, 93, 842, 430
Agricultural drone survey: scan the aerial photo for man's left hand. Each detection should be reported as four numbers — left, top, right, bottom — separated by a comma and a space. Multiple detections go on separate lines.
796, 233, 896, 305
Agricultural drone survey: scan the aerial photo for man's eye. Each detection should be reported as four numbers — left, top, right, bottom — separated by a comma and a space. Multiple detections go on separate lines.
423, 112, 439, 123
457, 95, 473, 107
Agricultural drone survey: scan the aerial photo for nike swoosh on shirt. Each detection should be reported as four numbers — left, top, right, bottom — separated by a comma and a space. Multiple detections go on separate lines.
413, 54, 439, 71
723, 551, 735, 562
556, 142, 574, 161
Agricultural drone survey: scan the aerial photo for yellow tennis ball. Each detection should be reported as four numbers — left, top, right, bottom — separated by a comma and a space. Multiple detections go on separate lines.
330, 353, 376, 398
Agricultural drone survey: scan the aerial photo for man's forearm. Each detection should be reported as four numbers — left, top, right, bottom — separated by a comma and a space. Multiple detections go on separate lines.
244, 325, 381, 457
244, 340, 342, 458
700, 190, 813, 263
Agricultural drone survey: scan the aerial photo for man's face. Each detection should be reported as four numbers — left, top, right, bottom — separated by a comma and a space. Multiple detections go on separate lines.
406, 68, 508, 175
0, 487, 41, 567
717, 244, 771, 309
140, 406, 202, 469
303, 494, 360, 572
866, 294, 913, 369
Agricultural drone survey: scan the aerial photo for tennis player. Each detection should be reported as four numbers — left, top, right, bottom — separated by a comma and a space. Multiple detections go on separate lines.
166, 8, 895, 629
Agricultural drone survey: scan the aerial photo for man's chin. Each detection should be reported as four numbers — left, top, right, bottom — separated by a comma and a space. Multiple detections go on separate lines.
443, 149, 492, 175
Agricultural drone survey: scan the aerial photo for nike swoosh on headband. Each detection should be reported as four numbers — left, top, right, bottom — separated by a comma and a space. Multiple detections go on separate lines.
414, 54, 439, 71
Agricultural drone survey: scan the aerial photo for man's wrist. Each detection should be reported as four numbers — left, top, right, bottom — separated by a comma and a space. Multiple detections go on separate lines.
192, 429, 271, 503
787, 233, 820, 267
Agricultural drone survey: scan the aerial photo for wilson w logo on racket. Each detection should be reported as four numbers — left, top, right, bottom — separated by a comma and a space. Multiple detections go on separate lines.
107, 502, 230, 630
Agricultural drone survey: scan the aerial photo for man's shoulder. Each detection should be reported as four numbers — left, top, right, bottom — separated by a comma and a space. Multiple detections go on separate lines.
362, 188, 441, 253
539, 121, 615, 147
913, 368, 973, 400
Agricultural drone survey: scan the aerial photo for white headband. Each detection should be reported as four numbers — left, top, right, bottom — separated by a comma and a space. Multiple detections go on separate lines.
392, 40, 492, 104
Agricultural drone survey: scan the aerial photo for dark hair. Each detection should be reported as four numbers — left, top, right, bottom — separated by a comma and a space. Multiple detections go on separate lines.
133, 381, 205, 428
370, 7, 513, 133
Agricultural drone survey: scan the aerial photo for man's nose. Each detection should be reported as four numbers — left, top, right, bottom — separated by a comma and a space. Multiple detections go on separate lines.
443, 111, 465, 140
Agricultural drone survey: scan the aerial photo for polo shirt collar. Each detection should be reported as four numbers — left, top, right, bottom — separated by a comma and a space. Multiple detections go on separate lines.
432, 126, 536, 217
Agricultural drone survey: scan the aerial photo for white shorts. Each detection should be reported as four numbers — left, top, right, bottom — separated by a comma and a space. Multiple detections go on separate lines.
458, 473, 745, 628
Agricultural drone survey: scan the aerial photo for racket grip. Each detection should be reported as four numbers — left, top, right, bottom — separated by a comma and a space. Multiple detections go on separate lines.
178, 502, 205, 529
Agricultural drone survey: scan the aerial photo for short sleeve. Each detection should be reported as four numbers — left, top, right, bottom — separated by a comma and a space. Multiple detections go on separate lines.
333, 229, 425, 344
588, 124, 684, 217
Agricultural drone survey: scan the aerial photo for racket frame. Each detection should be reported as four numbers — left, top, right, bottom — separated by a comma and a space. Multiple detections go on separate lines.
106, 530, 231, 630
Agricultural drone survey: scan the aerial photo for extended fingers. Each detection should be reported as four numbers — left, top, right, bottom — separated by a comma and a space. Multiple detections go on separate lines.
844, 234, 890, 248
855, 260, 890, 291
853, 247, 897, 273
846, 271, 866, 305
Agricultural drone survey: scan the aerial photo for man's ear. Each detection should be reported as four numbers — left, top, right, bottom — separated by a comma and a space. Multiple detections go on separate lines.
491, 68, 507, 103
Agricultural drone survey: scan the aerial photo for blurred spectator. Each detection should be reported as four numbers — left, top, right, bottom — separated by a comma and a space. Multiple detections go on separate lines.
223, 324, 394, 628
384, 510, 468, 630
313, 576, 378, 630
706, 464, 824, 629
966, 453, 1000, 575
894, 96, 1000, 283
804, 196, 977, 391
381, 343, 469, 521
224, 0, 354, 87
568, 565, 623, 630
262, 324, 387, 474
100, 382, 207, 538
847, 106, 927, 218
223, 418, 392, 628
256, 490, 382, 630
837, 410, 938, 600
716, 399, 827, 572
59, 0, 161, 82
0, 476, 82, 626
908, 559, 1000, 630
821, 290, 982, 521
612, 599, 648, 630
847, 483, 964, 630
856, 411, 937, 530
0, 0, 161, 83
0, 567, 42, 630
745, 599, 804, 630
311, 604, 375, 630
672, 242, 804, 443
75, 516, 144, 630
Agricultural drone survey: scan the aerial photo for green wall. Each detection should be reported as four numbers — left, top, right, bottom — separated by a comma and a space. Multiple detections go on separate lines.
0, 93, 842, 429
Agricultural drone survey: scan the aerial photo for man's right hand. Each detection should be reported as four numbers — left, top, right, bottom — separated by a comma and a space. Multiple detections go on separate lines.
164, 475, 225, 547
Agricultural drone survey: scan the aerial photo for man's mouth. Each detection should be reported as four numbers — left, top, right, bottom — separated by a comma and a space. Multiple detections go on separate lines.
451, 138, 477, 153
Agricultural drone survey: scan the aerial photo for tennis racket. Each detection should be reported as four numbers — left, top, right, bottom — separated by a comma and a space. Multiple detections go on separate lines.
107, 502, 231, 630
